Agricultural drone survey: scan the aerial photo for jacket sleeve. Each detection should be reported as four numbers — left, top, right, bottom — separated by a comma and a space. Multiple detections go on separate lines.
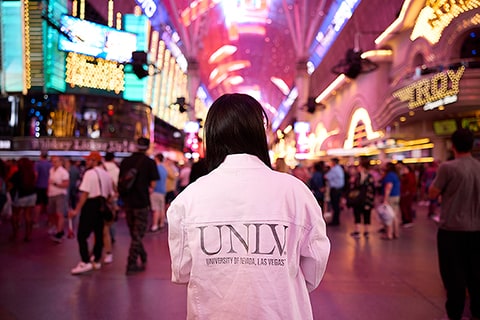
299, 202, 331, 292
167, 202, 192, 284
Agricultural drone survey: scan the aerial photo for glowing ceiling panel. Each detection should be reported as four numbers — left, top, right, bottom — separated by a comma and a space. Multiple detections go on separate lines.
141, 0, 404, 131
208, 45, 237, 64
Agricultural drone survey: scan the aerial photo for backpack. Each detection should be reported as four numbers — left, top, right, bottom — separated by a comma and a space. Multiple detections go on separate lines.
118, 157, 143, 197
118, 167, 138, 197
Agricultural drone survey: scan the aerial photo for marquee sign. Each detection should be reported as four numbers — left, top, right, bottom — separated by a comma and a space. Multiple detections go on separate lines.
392, 66, 465, 111
411, 0, 480, 44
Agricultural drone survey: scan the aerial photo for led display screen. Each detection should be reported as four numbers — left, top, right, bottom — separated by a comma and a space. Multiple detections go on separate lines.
462, 117, 480, 133
1, 1, 23, 92
433, 119, 457, 136
123, 14, 150, 102
58, 15, 137, 63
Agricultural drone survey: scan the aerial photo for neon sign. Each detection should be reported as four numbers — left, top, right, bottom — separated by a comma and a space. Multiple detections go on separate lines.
411, 0, 480, 44
136, 0, 158, 18
343, 108, 382, 149
294, 121, 311, 158
423, 95, 457, 111
134, 0, 170, 29
392, 66, 465, 110
310, 0, 361, 68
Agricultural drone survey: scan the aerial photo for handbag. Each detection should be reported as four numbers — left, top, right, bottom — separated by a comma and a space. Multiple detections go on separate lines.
346, 188, 363, 207
94, 169, 114, 222
98, 196, 114, 222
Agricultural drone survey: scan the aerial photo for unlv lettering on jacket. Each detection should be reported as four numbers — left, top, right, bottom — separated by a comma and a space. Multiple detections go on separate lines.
197, 223, 288, 256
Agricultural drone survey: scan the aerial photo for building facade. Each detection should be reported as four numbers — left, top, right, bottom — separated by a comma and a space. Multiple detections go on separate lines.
273, 0, 480, 165
0, 0, 206, 159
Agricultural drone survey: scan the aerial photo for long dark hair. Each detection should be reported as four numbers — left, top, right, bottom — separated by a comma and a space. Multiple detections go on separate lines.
17, 157, 36, 190
204, 93, 272, 171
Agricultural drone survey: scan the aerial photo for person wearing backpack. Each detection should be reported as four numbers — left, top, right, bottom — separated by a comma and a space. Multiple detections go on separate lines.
119, 137, 159, 275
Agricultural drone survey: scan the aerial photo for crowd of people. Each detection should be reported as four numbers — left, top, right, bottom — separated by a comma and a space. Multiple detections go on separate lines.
0, 138, 453, 258
0, 142, 208, 275
272, 127, 479, 318
274, 154, 444, 240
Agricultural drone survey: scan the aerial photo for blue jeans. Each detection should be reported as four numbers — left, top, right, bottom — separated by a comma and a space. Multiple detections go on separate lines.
330, 188, 343, 225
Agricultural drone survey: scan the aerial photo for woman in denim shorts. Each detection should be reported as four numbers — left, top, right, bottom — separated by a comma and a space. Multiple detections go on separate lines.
10, 158, 37, 242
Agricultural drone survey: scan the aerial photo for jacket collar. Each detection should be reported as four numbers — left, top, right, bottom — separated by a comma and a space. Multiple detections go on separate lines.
219, 154, 267, 169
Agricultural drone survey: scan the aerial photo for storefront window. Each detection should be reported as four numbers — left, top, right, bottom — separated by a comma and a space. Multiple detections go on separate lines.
23, 94, 151, 141
25, 95, 58, 137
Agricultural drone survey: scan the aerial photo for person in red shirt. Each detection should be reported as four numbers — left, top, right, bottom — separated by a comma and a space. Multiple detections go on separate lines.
399, 163, 417, 227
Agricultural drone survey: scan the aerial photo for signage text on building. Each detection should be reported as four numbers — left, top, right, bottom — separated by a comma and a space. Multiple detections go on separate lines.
392, 66, 465, 110
14, 138, 137, 153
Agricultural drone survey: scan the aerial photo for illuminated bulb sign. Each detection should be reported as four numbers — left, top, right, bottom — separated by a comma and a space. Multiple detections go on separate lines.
392, 66, 465, 111
65, 52, 125, 93
411, 0, 480, 44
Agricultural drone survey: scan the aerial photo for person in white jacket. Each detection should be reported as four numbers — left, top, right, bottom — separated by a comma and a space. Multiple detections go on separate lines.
167, 93, 331, 320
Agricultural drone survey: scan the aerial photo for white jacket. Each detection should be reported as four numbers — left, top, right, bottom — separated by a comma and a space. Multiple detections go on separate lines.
167, 154, 330, 320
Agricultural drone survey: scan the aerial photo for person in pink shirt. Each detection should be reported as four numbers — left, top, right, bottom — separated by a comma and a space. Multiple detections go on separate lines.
48, 156, 70, 243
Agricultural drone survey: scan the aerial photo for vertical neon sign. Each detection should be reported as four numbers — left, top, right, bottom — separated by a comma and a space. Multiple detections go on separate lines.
294, 121, 310, 158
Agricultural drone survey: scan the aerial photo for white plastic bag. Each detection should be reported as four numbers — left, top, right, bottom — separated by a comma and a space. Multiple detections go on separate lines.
376, 203, 394, 226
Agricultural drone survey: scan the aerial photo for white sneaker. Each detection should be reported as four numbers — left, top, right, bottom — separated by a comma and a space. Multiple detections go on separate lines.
71, 262, 93, 275
92, 261, 102, 270
104, 253, 113, 264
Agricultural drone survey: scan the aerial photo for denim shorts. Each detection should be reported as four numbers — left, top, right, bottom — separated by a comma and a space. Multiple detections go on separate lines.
13, 194, 37, 208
